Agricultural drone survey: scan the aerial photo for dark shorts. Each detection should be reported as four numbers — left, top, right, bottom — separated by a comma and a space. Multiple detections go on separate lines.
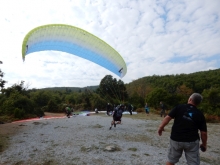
113, 116, 121, 121
168, 139, 200, 165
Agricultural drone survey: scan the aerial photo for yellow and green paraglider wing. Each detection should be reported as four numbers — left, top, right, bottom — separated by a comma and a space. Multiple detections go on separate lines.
22, 24, 127, 78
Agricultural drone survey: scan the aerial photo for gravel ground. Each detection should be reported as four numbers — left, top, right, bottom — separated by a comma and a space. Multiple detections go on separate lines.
0, 113, 219, 165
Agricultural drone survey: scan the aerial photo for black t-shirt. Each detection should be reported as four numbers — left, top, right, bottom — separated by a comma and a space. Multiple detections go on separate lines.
168, 104, 207, 142
113, 107, 124, 118
107, 104, 111, 110
161, 104, 166, 110
128, 105, 132, 111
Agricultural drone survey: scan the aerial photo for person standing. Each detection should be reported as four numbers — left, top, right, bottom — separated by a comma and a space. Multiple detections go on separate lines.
127, 103, 133, 115
160, 101, 166, 117
65, 106, 71, 118
106, 103, 111, 116
158, 93, 207, 165
95, 108, 98, 113
145, 103, 150, 116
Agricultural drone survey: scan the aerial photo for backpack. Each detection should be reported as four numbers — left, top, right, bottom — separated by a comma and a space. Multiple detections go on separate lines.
115, 109, 123, 118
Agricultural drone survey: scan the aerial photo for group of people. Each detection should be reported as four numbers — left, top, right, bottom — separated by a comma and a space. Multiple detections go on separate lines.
133, 93, 208, 164
144, 101, 167, 117
106, 103, 133, 116
68, 93, 208, 164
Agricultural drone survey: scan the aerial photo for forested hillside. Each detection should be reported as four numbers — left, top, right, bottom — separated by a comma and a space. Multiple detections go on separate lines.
126, 69, 220, 117
0, 68, 220, 123
126, 69, 220, 96
41, 86, 99, 93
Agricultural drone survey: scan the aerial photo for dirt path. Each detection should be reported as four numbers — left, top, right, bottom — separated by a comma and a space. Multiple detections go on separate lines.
0, 113, 219, 165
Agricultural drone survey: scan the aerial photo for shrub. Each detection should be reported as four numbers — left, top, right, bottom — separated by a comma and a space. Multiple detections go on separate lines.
14, 108, 25, 119
33, 107, 44, 117
204, 114, 220, 123
136, 108, 144, 113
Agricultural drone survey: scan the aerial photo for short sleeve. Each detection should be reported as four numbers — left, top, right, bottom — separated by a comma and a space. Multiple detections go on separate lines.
198, 114, 207, 132
168, 106, 178, 118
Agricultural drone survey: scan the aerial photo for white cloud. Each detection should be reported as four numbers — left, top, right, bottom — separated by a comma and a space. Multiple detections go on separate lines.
0, 0, 220, 89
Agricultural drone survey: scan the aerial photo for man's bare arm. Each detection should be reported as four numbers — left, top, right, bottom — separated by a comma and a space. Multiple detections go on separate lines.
158, 115, 172, 136
200, 131, 208, 152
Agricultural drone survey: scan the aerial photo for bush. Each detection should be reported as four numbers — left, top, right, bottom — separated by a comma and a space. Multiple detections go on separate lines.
74, 103, 86, 110
33, 107, 44, 117
136, 108, 145, 113
204, 114, 220, 123
47, 99, 59, 112
14, 108, 25, 119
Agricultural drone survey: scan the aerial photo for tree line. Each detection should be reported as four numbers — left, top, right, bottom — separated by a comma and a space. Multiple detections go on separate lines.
126, 69, 220, 117
0, 60, 220, 122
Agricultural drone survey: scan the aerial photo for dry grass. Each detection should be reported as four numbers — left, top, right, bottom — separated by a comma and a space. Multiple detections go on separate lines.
123, 112, 162, 120
128, 147, 137, 151
90, 124, 103, 128
205, 114, 220, 123
0, 136, 8, 153
122, 134, 151, 142
0, 123, 25, 154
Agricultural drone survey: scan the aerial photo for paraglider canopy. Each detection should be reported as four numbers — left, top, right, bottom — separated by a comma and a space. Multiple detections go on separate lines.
22, 24, 127, 78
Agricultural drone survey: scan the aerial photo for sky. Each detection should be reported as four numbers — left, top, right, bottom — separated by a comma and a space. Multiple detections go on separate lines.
0, 0, 220, 89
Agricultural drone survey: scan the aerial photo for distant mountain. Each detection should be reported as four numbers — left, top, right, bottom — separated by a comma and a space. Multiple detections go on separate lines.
37, 68, 220, 93
40, 85, 99, 92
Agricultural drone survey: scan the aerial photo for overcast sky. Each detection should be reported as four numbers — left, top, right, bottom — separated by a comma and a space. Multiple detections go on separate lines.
1, 0, 220, 89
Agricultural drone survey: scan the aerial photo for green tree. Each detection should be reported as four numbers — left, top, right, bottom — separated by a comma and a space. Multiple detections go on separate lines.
0, 61, 7, 91
65, 93, 76, 104
90, 93, 106, 110
128, 92, 145, 109
1, 81, 28, 97
146, 88, 171, 108
201, 88, 220, 116
1, 90, 34, 117
97, 75, 128, 103
30, 90, 51, 107
14, 108, 25, 119
47, 99, 58, 112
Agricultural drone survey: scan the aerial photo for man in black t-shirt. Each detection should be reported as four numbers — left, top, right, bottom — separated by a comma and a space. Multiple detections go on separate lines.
158, 93, 207, 165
